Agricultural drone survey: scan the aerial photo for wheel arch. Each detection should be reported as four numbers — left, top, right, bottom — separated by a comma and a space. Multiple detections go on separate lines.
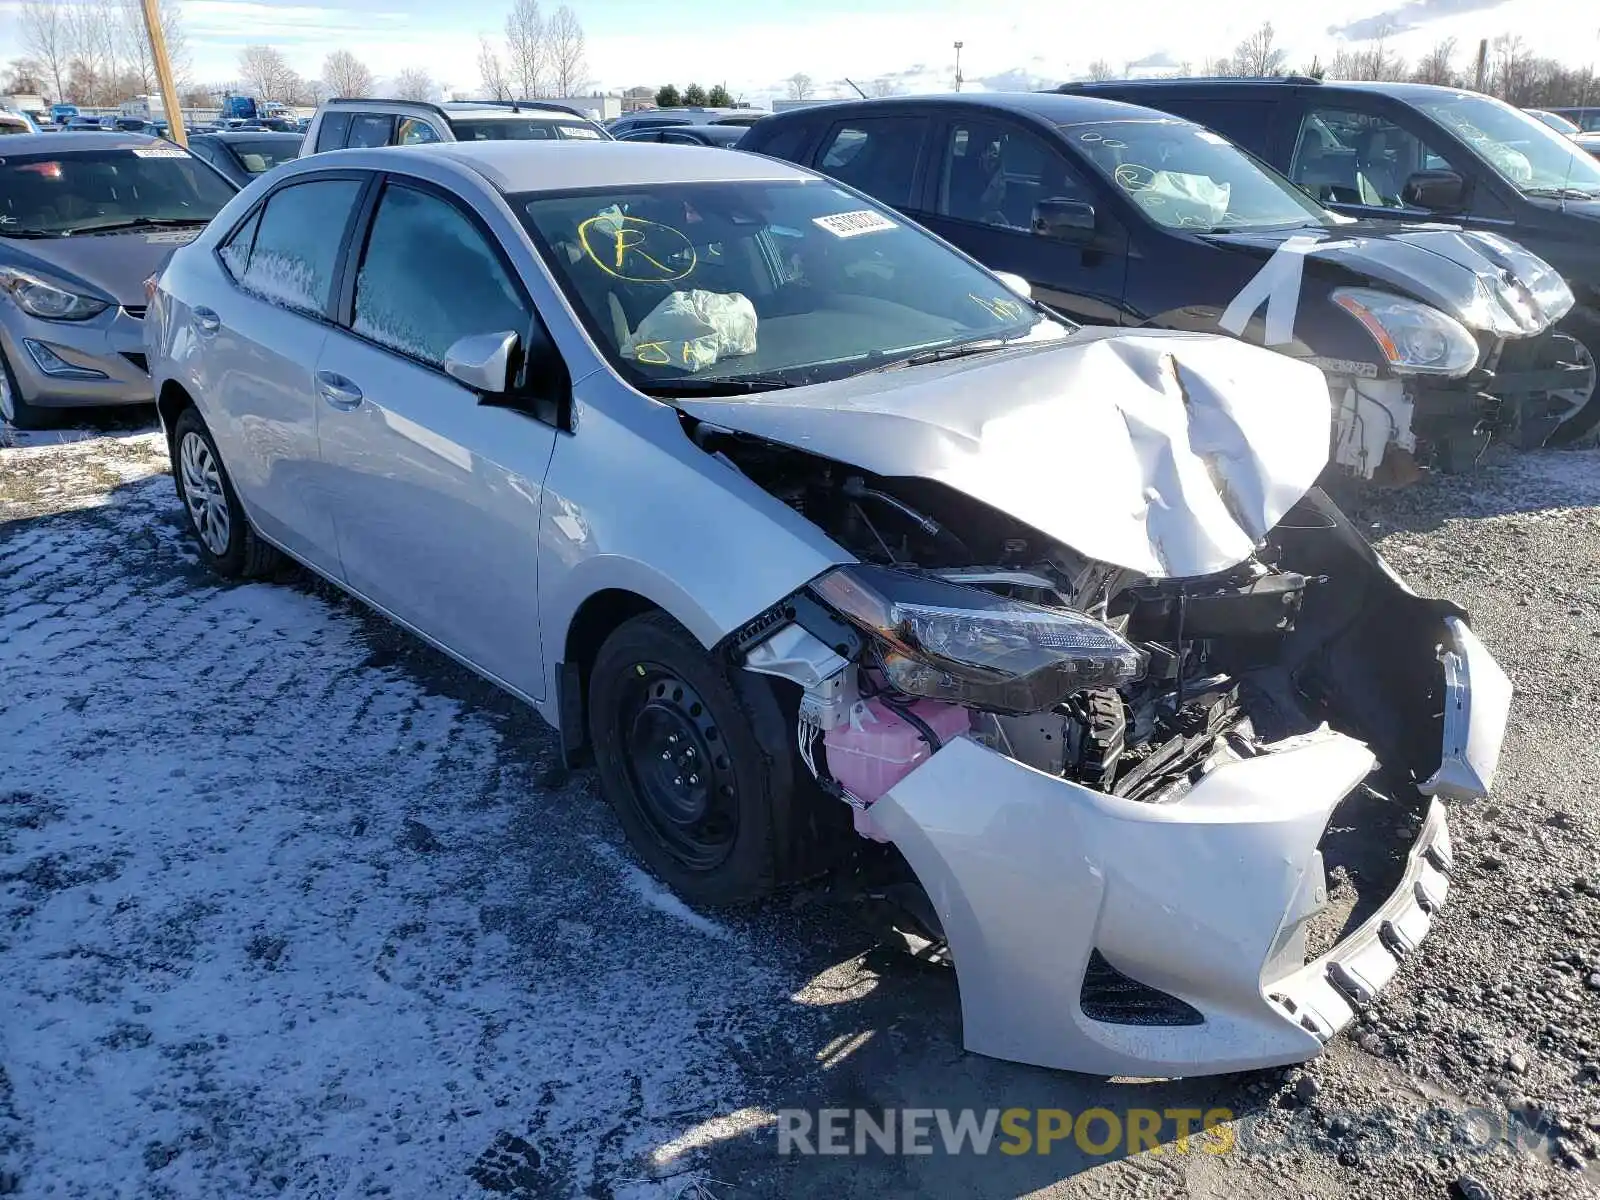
156, 378, 196, 448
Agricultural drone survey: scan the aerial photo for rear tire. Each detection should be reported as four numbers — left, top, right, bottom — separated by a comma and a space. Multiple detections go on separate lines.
1546, 309, 1600, 448
172, 406, 281, 579
588, 610, 796, 907
0, 347, 56, 431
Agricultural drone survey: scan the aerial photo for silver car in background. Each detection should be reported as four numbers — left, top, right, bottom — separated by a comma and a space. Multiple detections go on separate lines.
145, 142, 1509, 1078
0, 132, 236, 429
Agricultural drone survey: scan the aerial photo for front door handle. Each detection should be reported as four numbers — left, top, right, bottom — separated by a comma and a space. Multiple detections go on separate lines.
315, 370, 364, 411
192, 306, 221, 336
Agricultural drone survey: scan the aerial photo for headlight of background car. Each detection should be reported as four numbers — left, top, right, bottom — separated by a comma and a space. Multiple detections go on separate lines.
1332, 288, 1480, 377
0, 267, 110, 321
811, 564, 1146, 714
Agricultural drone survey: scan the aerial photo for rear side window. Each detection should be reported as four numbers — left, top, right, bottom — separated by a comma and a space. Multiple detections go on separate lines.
749, 119, 818, 164
396, 117, 441, 145
314, 111, 352, 152
814, 117, 927, 208
223, 178, 363, 315
351, 184, 529, 368
345, 113, 394, 148
1159, 98, 1276, 153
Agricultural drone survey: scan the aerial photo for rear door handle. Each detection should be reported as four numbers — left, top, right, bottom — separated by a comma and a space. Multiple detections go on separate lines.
192, 306, 221, 336
315, 370, 364, 411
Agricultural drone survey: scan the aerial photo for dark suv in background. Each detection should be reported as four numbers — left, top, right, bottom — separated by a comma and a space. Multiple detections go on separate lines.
742, 93, 1590, 476
1061, 78, 1600, 443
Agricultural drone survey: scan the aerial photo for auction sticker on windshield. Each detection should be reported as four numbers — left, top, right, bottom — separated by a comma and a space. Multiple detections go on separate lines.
131, 145, 189, 158
813, 210, 898, 238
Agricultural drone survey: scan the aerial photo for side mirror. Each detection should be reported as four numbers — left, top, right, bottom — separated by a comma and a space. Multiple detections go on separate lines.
992, 271, 1033, 300
1033, 198, 1096, 243
1402, 169, 1464, 212
443, 330, 519, 394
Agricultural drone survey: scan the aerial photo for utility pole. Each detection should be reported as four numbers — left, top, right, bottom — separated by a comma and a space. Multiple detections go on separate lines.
140, 0, 188, 146
954, 41, 964, 92
1473, 38, 1488, 94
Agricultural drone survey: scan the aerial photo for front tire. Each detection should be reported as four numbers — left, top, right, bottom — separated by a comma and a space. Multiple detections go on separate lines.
0, 347, 55, 431
172, 406, 281, 579
588, 610, 796, 907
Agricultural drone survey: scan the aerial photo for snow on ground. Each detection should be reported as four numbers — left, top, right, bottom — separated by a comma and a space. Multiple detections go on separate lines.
0, 439, 827, 1199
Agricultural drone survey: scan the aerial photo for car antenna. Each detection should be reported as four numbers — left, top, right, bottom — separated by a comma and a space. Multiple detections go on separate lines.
842, 77, 869, 99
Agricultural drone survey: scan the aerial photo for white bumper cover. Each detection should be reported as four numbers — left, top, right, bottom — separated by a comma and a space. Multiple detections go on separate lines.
869, 617, 1503, 1079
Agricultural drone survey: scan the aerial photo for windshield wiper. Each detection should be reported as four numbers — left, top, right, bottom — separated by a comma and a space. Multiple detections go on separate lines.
0, 227, 64, 239
1523, 186, 1600, 200
62, 216, 211, 236
858, 337, 1013, 375
639, 372, 797, 397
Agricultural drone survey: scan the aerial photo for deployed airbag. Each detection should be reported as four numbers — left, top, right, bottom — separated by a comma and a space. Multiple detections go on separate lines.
615, 289, 758, 372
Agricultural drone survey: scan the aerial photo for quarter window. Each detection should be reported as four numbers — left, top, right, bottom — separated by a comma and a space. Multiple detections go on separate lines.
814, 117, 927, 208
937, 120, 1094, 231
223, 179, 363, 315
396, 117, 441, 145
352, 184, 529, 368
1291, 107, 1456, 208
314, 111, 352, 152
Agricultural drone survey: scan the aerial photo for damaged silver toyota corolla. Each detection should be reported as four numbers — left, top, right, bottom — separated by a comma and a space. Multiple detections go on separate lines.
146, 142, 1512, 1078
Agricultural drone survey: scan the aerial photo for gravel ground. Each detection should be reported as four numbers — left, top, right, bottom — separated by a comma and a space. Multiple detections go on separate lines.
3, 415, 1600, 1200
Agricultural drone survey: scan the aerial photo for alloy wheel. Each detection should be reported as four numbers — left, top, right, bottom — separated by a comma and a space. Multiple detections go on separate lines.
1554, 338, 1599, 426
178, 430, 232, 556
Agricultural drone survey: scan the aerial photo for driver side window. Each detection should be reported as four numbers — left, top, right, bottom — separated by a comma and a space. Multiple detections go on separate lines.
1291, 107, 1455, 209
936, 121, 1092, 233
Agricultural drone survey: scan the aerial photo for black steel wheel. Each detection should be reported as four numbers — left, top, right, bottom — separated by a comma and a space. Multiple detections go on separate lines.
588, 610, 796, 906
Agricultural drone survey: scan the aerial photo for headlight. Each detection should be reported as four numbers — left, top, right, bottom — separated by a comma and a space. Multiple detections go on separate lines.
1332, 288, 1479, 377
811, 564, 1146, 714
0, 268, 110, 321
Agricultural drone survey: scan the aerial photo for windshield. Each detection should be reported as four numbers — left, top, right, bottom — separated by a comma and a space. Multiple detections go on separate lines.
516, 179, 1055, 390
225, 138, 300, 174
449, 117, 607, 142
1530, 110, 1580, 135
1415, 92, 1600, 194
0, 148, 235, 236
1062, 119, 1335, 232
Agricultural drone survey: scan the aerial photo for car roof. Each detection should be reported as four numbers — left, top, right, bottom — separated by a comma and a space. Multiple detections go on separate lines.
760, 91, 1182, 126
1065, 77, 1486, 104
311, 140, 812, 192
0, 131, 166, 152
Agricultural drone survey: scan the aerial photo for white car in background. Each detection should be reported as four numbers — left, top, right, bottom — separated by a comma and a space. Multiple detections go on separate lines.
144, 141, 1510, 1077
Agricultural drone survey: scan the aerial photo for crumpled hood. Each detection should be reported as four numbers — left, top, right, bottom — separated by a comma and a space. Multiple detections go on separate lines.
1204, 222, 1572, 338
679, 328, 1331, 579
0, 227, 201, 307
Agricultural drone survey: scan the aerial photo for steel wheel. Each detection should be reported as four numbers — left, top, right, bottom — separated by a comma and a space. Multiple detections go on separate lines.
618, 665, 741, 873
179, 429, 231, 556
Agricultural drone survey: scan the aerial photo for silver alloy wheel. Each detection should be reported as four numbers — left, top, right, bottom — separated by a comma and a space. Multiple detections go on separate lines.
1554, 338, 1598, 425
0, 360, 13, 422
179, 430, 232, 556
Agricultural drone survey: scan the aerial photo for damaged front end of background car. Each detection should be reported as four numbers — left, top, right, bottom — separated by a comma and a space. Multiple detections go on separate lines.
683, 328, 1511, 1077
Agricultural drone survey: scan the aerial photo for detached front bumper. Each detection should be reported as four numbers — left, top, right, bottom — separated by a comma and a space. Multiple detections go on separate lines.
868, 624, 1509, 1078
0, 304, 153, 409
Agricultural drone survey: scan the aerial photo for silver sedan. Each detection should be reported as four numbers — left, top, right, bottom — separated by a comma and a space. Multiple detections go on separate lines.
145, 141, 1509, 1077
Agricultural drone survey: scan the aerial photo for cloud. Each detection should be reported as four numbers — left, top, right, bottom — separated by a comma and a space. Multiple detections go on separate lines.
1327, 0, 1509, 41
1127, 50, 1180, 68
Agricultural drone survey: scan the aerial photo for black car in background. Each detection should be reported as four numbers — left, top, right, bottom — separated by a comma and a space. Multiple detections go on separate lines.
617, 124, 746, 147
607, 108, 764, 138
742, 92, 1592, 474
1060, 78, 1600, 444
184, 131, 304, 187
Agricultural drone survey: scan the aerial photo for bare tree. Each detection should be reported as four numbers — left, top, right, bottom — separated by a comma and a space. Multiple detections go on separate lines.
65, 0, 119, 106
1491, 32, 1537, 103
477, 37, 511, 99
19, 0, 70, 102
4, 59, 47, 93
238, 44, 300, 104
1412, 38, 1458, 86
546, 5, 586, 96
1086, 59, 1115, 82
322, 49, 373, 98
786, 72, 814, 101
868, 77, 903, 97
393, 67, 433, 102
504, 0, 546, 98
1229, 21, 1287, 77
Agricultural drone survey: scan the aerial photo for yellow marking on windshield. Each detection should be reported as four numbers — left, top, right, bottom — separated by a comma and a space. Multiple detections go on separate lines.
578, 214, 697, 283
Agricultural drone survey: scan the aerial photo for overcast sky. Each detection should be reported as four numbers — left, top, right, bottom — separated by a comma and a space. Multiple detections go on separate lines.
2, 0, 1595, 103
